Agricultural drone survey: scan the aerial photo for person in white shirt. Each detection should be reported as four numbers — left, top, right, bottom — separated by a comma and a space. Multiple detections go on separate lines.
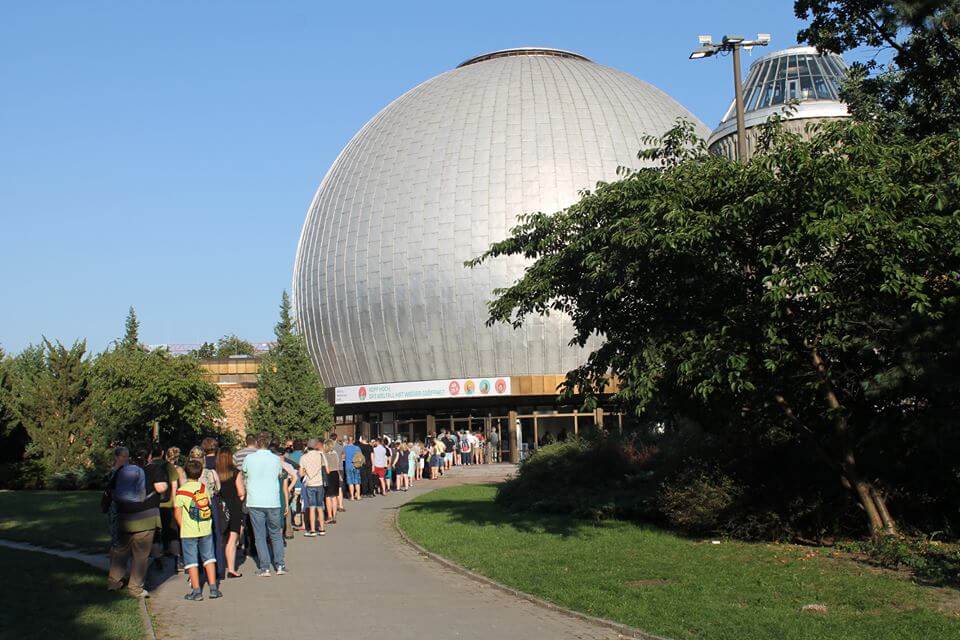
372, 438, 389, 495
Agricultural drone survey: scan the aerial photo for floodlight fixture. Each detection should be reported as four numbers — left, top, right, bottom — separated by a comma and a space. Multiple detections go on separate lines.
689, 46, 716, 60
688, 30, 771, 163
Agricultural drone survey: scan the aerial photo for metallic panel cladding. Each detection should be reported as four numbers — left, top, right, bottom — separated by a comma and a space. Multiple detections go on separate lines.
293, 49, 709, 388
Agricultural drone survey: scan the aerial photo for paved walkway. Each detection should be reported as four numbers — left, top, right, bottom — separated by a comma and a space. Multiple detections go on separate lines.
150, 464, 621, 640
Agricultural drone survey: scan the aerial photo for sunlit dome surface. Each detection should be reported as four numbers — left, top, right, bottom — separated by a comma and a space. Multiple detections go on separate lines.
293, 47, 709, 388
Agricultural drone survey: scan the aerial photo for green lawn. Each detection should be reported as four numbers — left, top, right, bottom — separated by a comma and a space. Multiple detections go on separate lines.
398, 484, 960, 640
0, 490, 108, 551
0, 546, 142, 640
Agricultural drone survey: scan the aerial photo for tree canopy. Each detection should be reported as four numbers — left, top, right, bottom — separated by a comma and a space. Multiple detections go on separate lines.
471, 119, 960, 536
796, 0, 960, 136
214, 334, 257, 358
4, 339, 98, 473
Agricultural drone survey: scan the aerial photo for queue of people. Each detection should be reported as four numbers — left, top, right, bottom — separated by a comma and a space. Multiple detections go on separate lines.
102, 428, 501, 601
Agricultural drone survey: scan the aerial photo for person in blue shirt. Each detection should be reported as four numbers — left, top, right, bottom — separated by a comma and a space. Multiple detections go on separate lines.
343, 436, 362, 502
241, 432, 286, 577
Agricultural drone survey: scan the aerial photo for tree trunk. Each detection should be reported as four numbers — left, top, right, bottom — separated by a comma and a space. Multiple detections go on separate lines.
809, 346, 898, 538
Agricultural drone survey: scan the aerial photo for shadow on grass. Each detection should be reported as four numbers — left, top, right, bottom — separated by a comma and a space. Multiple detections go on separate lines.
401, 485, 603, 540
0, 546, 142, 640
0, 490, 109, 552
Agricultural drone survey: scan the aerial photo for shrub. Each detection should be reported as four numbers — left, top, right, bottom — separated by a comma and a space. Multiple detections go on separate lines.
658, 467, 741, 534
47, 467, 103, 490
838, 536, 960, 587
496, 437, 660, 521
0, 459, 47, 489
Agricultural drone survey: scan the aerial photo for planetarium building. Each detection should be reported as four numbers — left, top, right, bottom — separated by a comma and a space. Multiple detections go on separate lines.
293, 48, 708, 449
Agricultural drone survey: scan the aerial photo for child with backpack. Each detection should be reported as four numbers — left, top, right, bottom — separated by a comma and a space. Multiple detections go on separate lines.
174, 459, 223, 601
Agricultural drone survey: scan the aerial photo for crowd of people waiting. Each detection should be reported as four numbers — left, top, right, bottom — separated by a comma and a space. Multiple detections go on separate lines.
102, 427, 502, 601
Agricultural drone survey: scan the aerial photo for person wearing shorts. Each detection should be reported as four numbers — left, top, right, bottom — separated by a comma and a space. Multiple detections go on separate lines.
175, 460, 222, 601
429, 439, 443, 479
298, 439, 327, 537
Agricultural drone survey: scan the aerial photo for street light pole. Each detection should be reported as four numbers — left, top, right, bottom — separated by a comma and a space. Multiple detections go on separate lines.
731, 44, 747, 163
689, 33, 770, 163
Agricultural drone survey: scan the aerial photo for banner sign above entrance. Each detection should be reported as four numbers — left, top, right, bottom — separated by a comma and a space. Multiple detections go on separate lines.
335, 376, 512, 404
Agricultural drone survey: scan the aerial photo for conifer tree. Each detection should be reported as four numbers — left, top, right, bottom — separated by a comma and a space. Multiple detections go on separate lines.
8, 339, 97, 471
121, 306, 140, 350
246, 291, 333, 441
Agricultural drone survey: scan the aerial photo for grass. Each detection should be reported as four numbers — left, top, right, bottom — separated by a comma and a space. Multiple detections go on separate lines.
0, 546, 142, 640
0, 490, 108, 551
398, 484, 960, 640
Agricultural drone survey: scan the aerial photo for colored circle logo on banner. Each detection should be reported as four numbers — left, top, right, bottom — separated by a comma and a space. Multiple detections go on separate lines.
448, 380, 460, 396
495, 379, 507, 394
464, 380, 476, 395
479, 379, 491, 394
358, 386, 367, 400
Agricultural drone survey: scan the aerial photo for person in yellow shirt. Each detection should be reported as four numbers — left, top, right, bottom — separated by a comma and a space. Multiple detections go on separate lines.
174, 459, 223, 601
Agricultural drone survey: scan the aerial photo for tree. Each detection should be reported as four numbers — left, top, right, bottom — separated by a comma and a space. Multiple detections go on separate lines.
92, 314, 225, 450
246, 291, 333, 441
215, 334, 256, 358
0, 349, 27, 463
121, 306, 141, 350
470, 120, 960, 537
796, 0, 960, 135
188, 342, 217, 359
6, 339, 98, 471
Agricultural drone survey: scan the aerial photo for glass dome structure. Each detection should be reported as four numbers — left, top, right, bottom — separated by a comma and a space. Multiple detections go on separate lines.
708, 46, 849, 159
293, 48, 709, 389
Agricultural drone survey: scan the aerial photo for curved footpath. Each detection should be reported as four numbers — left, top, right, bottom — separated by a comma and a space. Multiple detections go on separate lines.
149, 464, 625, 640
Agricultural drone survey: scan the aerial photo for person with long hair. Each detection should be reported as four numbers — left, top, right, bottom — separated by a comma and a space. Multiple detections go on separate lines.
395, 443, 410, 491
299, 438, 327, 537
323, 440, 341, 525
215, 448, 246, 578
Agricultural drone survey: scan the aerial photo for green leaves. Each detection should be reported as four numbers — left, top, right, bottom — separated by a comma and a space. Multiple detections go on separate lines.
245, 291, 333, 441
91, 342, 224, 449
5, 339, 97, 473
474, 116, 960, 518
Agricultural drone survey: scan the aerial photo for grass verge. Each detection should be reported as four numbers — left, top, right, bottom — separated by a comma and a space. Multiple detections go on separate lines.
0, 546, 142, 640
0, 490, 107, 551
398, 484, 960, 640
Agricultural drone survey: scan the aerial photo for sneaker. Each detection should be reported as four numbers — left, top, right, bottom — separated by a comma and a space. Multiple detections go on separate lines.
275, 564, 288, 576
134, 589, 150, 599
208, 587, 223, 599
304, 531, 317, 538
256, 569, 271, 577
184, 590, 203, 601
318, 530, 326, 536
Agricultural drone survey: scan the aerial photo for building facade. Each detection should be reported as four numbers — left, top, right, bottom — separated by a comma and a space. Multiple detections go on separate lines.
292, 47, 708, 453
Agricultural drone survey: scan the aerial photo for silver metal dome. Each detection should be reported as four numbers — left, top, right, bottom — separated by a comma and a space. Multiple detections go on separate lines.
294, 48, 709, 388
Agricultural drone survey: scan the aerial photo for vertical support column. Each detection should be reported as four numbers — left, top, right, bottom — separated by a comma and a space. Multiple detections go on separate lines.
426, 414, 436, 437
595, 408, 605, 431
408, 420, 414, 442
507, 410, 519, 463
573, 413, 579, 437
618, 413, 623, 434
533, 414, 539, 450
449, 415, 455, 433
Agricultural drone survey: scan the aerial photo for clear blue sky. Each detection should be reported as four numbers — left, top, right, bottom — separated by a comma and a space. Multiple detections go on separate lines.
1, 1, 815, 354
